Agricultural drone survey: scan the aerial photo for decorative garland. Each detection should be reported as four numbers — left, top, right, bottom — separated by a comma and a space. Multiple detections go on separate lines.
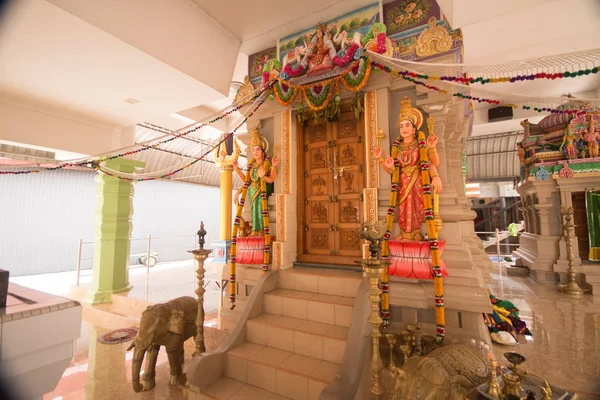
369, 61, 594, 115
273, 81, 301, 107
380, 137, 401, 326
380, 130, 445, 341
272, 59, 370, 110
93, 95, 268, 181
1, 85, 272, 176
340, 57, 372, 93
305, 80, 338, 111
393, 66, 599, 85
229, 159, 272, 310
418, 130, 445, 343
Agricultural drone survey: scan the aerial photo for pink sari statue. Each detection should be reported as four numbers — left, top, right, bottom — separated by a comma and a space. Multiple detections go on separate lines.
374, 97, 442, 240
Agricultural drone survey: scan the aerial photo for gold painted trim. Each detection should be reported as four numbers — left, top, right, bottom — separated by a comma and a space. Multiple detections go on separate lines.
363, 188, 378, 224
272, 241, 282, 270
364, 91, 379, 188
416, 17, 452, 58
282, 110, 292, 194
276, 194, 286, 242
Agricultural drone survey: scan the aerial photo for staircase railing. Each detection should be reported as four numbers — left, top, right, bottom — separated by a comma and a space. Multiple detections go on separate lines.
474, 199, 522, 231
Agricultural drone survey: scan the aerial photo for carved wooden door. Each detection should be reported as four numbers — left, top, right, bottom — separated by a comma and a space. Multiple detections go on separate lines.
299, 109, 365, 265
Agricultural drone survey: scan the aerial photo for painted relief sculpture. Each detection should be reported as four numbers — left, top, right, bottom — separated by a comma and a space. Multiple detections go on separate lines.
229, 129, 279, 308
373, 97, 446, 340
128, 296, 198, 392
560, 125, 580, 159
517, 106, 600, 181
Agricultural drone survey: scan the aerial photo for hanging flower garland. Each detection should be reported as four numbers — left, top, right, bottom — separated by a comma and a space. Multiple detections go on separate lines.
380, 137, 401, 326
340, 57, 372, 92
272, 59, 369, 109
0, 85, 272, 176
304, 80, 338, 111
273, 80, 301, 106
418, 129, 445, 343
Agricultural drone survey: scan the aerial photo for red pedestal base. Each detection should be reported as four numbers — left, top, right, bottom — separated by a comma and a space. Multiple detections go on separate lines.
235, 237, 265, 265
388, 240, 448, 280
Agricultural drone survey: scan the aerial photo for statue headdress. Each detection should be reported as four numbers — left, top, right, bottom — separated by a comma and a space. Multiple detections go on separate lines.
397, 96, 424, 130
250, 128, 269, 153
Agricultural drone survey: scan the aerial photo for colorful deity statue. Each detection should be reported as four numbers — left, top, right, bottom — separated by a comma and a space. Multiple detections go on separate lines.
233, 129, 279, 236
583, 118, 599, 158
305, 22, 337, 76
373, 97, 442, 240
560, 125, 580, 159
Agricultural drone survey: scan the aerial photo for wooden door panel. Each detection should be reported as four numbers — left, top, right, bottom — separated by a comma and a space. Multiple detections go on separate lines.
298, 108, 365, 264
331, 110, 364, 259
336, 167, 363, 196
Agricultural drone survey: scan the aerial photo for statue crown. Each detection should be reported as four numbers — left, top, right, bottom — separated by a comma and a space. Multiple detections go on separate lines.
397, 96, 423, 129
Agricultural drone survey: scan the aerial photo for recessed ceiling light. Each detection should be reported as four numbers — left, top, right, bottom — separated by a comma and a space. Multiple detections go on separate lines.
125, 98, 140, 104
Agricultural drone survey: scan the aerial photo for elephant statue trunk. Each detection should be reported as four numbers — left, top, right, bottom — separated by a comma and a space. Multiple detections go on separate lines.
126, 296, 198, 392
128, 341, 145, 393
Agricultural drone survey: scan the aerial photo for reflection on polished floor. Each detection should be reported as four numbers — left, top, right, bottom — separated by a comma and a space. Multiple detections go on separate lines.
12, 262, 600, 399
484, 267, 600, 399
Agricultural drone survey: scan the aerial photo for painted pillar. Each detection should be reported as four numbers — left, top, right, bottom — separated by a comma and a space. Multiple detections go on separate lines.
83, 158, 144, 305
211, 139, 239, 262
219, 165, 233, 241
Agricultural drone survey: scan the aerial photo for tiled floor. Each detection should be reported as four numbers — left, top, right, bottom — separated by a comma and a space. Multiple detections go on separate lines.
483, 267, 600, 399
10, 262, 600, 399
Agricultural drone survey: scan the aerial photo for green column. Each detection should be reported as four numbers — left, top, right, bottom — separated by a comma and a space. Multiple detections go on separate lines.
83, 159, 145, 305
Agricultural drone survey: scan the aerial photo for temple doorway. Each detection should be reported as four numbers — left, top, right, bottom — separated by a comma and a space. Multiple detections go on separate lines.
297, 107, 365, 265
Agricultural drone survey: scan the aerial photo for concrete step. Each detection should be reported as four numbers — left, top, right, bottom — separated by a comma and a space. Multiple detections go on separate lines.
277, 267, 362, 298
263, 288, 354, 328
194, 376, 293, 400
224, 342, 339, 400
246, 313, 348, 364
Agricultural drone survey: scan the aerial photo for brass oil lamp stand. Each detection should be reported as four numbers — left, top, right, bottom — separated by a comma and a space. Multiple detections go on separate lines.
188, 221, 213, 355
560, 207, 586, 296
359, 220, 389, 399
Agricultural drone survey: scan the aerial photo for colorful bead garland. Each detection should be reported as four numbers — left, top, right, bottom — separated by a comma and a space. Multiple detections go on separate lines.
1, 85, 272, 176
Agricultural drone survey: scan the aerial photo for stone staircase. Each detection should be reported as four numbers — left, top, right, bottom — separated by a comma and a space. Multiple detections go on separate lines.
195, 268, 362, 400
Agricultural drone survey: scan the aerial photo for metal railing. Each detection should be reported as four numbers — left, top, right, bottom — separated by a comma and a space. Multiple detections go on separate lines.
75, 232, 217, 286
474, 200, 522, 231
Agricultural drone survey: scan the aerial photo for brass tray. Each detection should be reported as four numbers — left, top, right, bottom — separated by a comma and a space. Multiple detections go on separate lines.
477, 374, 570, 400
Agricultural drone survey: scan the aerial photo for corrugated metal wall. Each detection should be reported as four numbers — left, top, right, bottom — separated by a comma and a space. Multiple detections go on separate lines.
0, 169, 222, 276
466, 132, 523, 181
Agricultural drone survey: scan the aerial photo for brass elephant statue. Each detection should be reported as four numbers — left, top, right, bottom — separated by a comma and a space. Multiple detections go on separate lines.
392, 344, 491, 400
127, 296, 198, 392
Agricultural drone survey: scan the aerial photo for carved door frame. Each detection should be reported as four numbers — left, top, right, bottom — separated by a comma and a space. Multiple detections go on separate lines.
297, 108, 365, 265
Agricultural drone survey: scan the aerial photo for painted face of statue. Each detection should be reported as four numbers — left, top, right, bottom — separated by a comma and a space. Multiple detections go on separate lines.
399, 120, 416, 141
252, 146, 264, 161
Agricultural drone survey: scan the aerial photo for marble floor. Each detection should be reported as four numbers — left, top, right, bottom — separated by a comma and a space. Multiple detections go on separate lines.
484, 266, 600, 399
11, 261, 600, 399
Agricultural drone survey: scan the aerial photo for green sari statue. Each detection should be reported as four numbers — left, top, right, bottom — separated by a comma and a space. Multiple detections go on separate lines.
233, 129, 278, 235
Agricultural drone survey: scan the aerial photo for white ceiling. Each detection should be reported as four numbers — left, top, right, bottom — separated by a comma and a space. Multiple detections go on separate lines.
1, 0, 600, 184
0, 0, 231, 127
190, 0, 378, 55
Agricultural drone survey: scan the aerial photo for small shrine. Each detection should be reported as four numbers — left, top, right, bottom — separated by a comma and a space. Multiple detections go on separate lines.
223, 0, 491, 349
514, 101, 600, 291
